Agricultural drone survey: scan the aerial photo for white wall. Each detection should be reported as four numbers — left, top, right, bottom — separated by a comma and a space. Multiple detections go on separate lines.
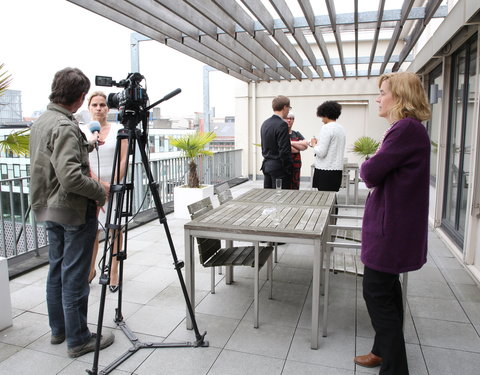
235, 77, 388, 179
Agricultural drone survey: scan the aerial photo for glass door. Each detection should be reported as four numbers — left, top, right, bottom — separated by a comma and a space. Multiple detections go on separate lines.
442, 35, 477, 247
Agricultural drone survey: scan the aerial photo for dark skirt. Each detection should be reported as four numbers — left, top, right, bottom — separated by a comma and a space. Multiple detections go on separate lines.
312, 168, 343, 191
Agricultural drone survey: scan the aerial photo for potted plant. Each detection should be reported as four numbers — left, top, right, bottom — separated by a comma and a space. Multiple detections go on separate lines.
169, 131, 217, 218
0, 64, 30, 157
352, 136, 379, 160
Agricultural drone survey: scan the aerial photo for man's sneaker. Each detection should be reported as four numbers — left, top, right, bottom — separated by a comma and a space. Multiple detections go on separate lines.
67, 332, 115, 358
51, 333, 65, 345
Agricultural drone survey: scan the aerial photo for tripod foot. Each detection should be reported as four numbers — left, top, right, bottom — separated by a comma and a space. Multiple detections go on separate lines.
194, 331, 209, 347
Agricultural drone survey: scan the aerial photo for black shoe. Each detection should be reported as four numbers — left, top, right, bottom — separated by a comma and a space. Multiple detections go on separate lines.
109, 285, 119, 293
67, 332, 114, 358
51, 333, 65, 345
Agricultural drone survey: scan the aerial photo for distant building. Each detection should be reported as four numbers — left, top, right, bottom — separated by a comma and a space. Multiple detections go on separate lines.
0, 90, 22, 123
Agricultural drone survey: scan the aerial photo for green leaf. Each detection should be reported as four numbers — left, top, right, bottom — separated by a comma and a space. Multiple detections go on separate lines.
169, 131, 217, 188
0, 129, 30, 157
0, 63, 13, 96
352, 136, 380, 159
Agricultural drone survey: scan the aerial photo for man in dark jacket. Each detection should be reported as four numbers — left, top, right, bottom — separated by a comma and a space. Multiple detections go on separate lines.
29, 67, 114, 358
260, 95, 293, 189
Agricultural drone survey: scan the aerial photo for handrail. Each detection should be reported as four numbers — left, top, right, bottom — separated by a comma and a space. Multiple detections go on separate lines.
0, 149, 243, 261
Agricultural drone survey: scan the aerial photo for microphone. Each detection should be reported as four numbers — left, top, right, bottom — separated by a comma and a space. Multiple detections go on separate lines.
88, 121, 101, 150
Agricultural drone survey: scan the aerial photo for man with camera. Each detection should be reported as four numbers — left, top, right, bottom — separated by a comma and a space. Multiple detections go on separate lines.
29, 67, 114, 358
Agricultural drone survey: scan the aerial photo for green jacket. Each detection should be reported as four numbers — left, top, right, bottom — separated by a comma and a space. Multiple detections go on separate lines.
29, 103, 106, 225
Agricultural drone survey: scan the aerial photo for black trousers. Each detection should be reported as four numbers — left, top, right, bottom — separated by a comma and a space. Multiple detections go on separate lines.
363, 266, 409, 375
263, 171, 291, 189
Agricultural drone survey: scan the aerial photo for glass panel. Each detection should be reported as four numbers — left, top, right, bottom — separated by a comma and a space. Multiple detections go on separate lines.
458, 41, 477, 233
444, 48, 465, 228
428, 66, 443, 186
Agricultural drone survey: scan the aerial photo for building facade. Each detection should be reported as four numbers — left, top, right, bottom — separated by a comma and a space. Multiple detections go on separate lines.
235, 0, 480, 282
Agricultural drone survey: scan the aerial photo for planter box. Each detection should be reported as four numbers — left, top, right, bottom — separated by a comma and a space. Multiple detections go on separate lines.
174, 184, 214, 219
0, 257, 12, 331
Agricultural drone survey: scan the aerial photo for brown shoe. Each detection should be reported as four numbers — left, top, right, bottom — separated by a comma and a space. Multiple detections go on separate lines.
354, 352, 382, 368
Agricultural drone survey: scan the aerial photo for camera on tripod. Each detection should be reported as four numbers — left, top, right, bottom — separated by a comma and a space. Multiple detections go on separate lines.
95, 73, 148, 126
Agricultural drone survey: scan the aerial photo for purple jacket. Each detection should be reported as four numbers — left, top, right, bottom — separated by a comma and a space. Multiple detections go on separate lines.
360, 117, 430, 274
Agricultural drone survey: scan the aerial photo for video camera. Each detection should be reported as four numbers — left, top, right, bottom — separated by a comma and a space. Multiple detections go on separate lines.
95, 73, 148, 127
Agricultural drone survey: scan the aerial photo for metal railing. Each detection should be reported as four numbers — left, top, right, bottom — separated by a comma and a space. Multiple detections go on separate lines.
0, 149, 243, 260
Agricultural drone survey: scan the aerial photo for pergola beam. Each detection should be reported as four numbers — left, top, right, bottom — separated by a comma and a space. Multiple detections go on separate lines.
270, 0, 323, 79
368, 0, 386, 77
380, 0, 416, 74
392, 0, 445, 72
326, 0, 346, 77
67, 0, 448, 83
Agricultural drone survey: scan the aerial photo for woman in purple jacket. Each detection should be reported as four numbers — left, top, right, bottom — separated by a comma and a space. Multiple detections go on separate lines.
354, 72, 431, 375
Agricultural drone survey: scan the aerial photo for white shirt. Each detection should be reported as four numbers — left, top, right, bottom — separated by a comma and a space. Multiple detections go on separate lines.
313, 121, 346, 170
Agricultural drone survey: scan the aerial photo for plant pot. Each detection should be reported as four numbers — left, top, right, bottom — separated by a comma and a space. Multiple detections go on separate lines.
174, 184, 214, 219
0, 257, 12, 330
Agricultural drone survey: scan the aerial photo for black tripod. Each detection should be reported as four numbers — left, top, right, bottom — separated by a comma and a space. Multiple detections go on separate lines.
88, 90, 208, 375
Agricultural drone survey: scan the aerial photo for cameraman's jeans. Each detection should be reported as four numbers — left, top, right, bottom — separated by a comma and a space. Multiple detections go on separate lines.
45, 201, 98, 349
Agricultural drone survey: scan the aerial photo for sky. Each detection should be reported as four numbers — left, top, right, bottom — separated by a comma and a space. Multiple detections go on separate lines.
1, 0, 243, 119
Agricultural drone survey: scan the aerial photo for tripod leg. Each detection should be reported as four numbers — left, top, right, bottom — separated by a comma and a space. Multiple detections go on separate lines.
136, 132, 207, 346
90, 128, 133, 375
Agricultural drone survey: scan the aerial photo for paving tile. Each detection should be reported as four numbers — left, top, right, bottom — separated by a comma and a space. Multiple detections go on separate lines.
86, 295, 143, 329
271, 264, 313, 285
288, 327, 355, 371
243, 281, 309, 328
147, 284, 209, 310
408, 295, 469, 322
9, 283, 46, 311
407, 279, 455, 300
134, 345, 221, 375
0, 348, 72, 374
408, 267, 445, 283
282, 360, 356, 375
450, 283, 480, 303
414, 317, 480, 352
433, 255, 465, 269
124, 304, 185, 337
423, 346, 480, 375
115, 279, 169, 305
57, 360, 130, 374
226, 320, 295, 359
195, 277, 257, 320
459, 301, 480, 325
0, 311, 50, 347
167, 312, 240, 349
278, 253, 314, 269
208, 349, 284, 375
442, 268, 477, 285
0, 342, 21, 362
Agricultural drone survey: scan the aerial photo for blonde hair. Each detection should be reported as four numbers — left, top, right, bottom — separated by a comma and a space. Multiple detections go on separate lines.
87, 91, 107, 107
378, 72, 431, 122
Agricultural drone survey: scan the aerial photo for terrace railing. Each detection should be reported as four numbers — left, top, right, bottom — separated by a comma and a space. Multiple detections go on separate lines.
0, 149, 243, 262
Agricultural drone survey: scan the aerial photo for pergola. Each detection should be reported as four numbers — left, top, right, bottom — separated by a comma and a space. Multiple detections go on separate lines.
67, 0, 447, 82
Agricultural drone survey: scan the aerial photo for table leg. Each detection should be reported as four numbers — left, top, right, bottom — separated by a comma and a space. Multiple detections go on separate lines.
254, 241, 259, 328
225, 240, 234, 284
311, 238, 321, 349
185, 230, 194, 330
354, 169, 359, 204
322, 243, 331, 337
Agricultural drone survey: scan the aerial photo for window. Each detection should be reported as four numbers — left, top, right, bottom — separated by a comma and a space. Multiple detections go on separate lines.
442, 34, 478, 248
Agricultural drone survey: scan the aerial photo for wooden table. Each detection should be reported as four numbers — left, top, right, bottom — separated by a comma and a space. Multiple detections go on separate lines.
184, 188, 335, 349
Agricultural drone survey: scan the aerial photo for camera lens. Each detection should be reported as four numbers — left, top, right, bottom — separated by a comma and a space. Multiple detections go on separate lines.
107, 92, 121, 109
